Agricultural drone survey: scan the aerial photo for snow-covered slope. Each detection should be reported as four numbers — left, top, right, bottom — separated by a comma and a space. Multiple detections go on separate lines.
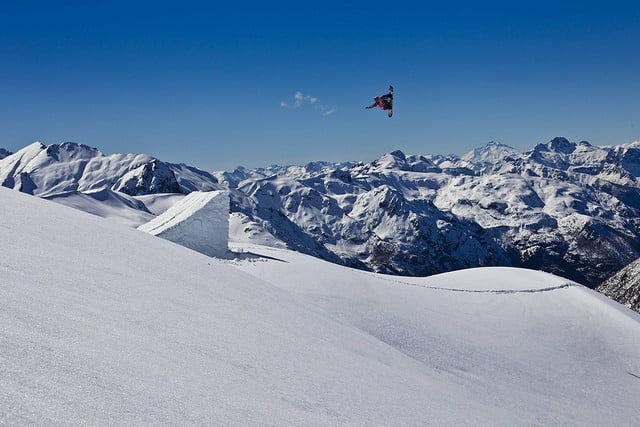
598, 258, 640, 313
44, 188, 155, 227
1, 186, 639, 425
233, 244, 640, 426
1, 187, 455, 425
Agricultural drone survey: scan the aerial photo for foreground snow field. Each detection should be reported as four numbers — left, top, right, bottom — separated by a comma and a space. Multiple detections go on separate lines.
2, 187, 640, 426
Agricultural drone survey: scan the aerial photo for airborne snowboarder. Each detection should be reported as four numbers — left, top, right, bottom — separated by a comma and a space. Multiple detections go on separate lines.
366, 85, 393, 117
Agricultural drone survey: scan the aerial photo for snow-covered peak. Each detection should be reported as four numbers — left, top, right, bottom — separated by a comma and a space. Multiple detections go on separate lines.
117, 159, 180, 195
371, 150, 410, 170
461, 141, 519, 164
0, 141, 102, 194
605, 143, 640, 178
44, 141, 103, 161
405, 154, 442, 172
548, 136, 576, 153
530, 136, 588, 156
617, 140, 640, 149
525, 137, 611, 174
1, 141, 46, 167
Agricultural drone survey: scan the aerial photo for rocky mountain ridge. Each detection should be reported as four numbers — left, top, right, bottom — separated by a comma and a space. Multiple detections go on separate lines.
0, 141, 222, 196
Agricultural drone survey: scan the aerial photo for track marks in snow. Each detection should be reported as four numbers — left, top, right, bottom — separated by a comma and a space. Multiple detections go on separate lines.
357, 270, 578, 295
232, 244, 580, 295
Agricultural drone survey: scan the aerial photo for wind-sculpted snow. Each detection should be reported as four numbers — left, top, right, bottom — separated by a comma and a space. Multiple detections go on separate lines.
44, 188, 155, 227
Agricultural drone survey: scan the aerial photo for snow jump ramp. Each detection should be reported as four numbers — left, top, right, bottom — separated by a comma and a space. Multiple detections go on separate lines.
138, 190, 229, 258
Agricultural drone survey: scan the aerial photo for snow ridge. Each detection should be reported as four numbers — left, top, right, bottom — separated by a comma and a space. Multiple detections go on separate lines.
0, 141, 223, 196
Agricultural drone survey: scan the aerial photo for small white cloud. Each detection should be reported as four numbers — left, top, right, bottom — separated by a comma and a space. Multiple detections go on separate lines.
293, 92, 303, 107
315, 105, 336, 116
281, 91, 334, 116
292, 91, 318, 107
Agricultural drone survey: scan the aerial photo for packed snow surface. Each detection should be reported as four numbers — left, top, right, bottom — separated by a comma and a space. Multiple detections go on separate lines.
1, 187, 640, 426
44, 188, 155, 227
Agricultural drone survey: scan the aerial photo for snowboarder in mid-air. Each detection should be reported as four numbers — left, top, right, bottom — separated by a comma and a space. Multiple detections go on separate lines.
366, 85, 393, 117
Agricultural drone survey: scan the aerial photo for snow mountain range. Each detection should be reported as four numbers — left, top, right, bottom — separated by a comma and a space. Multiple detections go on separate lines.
0, 141, 221, 196
2, 137, 640, 290
226, 137, 640, 289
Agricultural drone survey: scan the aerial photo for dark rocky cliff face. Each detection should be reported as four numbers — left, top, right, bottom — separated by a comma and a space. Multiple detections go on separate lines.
597, 259, 640, 314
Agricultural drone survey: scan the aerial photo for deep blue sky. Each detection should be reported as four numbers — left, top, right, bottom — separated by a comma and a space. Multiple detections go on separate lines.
2, 1, 639, 170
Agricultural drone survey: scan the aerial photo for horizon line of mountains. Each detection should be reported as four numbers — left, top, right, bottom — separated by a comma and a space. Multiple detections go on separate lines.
2, 136, 639, 312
